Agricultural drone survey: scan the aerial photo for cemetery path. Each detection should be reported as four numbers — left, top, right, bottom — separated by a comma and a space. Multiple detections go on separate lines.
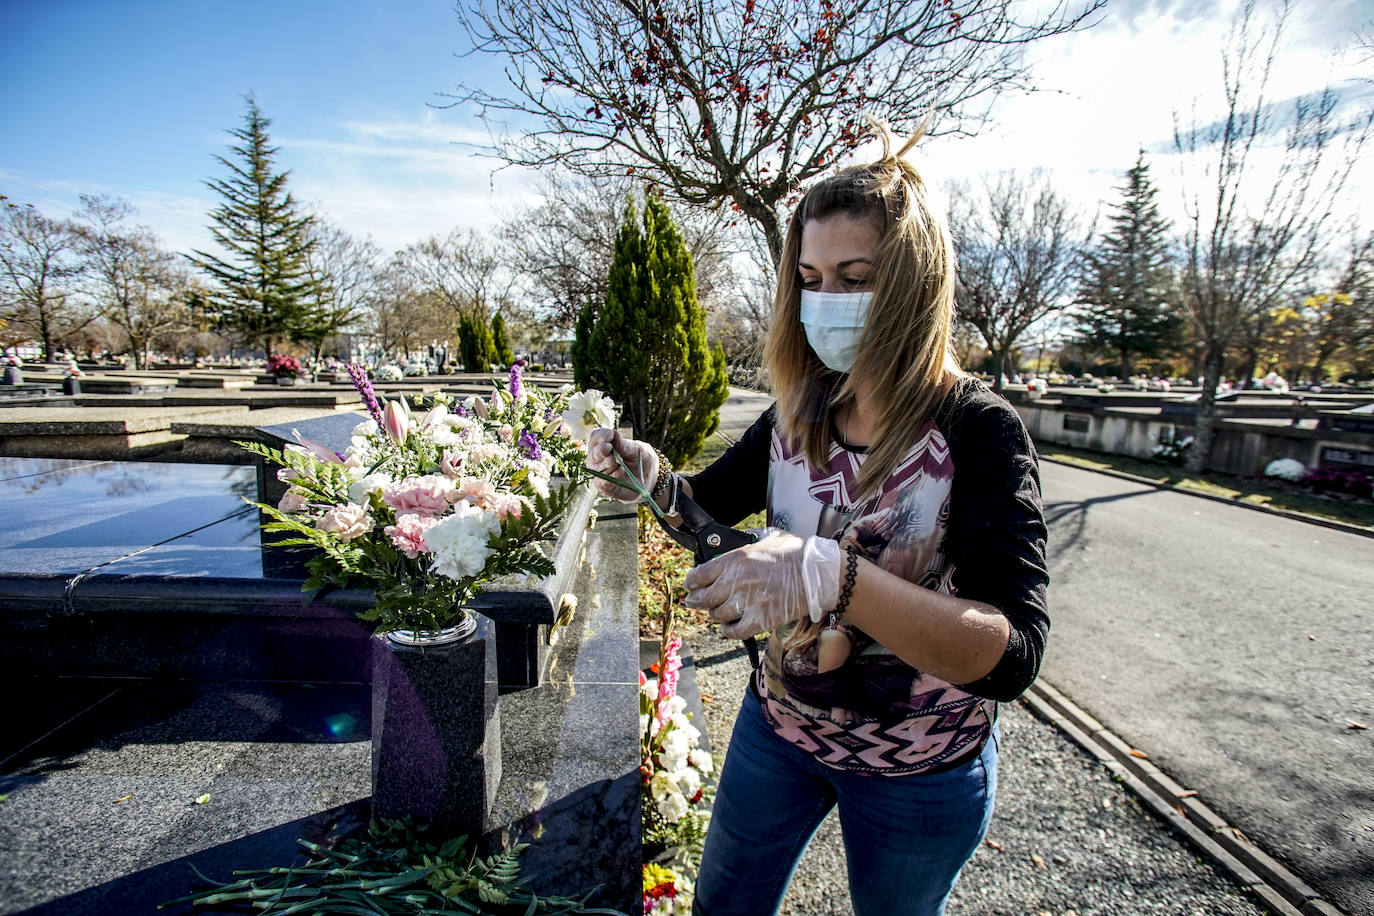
1038, 459, 1374, 916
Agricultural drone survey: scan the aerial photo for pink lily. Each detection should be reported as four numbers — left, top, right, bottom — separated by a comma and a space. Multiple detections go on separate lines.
381, 399, 410, 444
286, 429, 343, 464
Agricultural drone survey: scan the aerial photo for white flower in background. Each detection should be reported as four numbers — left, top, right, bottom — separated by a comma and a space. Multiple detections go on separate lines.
562, 389, 617, 440
676, 765, 701, 799
669, 712, 699, 744
658, 786, 690, 823
523, 458, 552, 499
1264, 458, 1307, 482
375, 364, 403, 381
428, 424, 467, 448
650, 770, 690, 823
640, 713, 651, 734
348, 472, 393, 507
660, 726, 692, 771
426, 501, 500, 579
688, 748, 713, 774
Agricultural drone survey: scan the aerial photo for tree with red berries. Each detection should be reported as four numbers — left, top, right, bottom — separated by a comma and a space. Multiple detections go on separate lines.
449, 0, 1103, 264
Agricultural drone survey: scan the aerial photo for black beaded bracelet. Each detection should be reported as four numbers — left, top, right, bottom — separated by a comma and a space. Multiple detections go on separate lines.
827, 548, 860, 627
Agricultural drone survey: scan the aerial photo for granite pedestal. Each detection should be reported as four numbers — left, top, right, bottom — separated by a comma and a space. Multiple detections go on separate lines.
371, 621, 502, 839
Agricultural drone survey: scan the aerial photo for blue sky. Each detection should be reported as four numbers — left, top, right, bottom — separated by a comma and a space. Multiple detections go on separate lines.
3, 0, 1371, 256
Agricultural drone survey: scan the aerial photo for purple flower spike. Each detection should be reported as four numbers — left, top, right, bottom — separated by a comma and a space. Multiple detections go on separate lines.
346, 363, 384, 427
509, 363, 523, 401
518, 428, 542, 461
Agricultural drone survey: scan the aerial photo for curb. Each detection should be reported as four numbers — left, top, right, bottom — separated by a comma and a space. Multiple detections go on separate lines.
1038, 455, 1374, 540
1022, 680, 1350, 916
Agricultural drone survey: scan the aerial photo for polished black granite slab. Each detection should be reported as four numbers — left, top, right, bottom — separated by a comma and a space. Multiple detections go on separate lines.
0, 452, 597, 689
0, 503, 643, 916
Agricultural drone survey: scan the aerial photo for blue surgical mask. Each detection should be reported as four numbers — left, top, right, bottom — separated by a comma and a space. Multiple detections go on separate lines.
799, 289, 873, 373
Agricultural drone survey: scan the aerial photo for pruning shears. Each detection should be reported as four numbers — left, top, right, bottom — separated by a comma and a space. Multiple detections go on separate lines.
586, 448, 761, 669
655, 489, 761, 669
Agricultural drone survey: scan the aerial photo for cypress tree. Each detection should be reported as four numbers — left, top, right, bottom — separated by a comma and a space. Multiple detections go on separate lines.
1075, 151, 1181, 378
188, 95, 320, 356
578, 194, 729, 465
457, 311, 494, 371
490, 311, 515, 366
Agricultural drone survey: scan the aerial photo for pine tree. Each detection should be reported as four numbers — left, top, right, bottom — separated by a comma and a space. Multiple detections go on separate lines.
578, 195, 729, 466
188, 95, 320, 356
1075, 152, 1181, 378
490, 311, 514, 366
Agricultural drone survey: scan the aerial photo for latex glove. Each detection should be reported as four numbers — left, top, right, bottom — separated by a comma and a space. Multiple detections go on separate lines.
683, 528, 843, 640
586, 427, 658, 503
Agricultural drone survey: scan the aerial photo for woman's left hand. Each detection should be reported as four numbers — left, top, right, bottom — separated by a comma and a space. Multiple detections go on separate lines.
683, 529, 843, 640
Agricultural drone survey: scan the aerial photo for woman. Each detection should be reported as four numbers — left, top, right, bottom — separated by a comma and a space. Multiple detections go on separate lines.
588, 123, 1049, 916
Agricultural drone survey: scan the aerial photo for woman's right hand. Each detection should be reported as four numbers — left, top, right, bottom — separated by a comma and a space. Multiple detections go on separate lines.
586, 428, 659, 503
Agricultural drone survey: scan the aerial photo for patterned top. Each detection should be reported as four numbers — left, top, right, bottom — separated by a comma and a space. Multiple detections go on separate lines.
688, 382, 1049, 777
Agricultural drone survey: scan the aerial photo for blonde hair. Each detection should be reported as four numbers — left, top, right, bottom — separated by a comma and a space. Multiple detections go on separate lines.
764, 117, 966, 502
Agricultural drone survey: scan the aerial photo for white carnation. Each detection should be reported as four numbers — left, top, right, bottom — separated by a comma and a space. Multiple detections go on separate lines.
666, 695, 687, 715
669, 712, 699, 744
676, 766, 701, 800
658, 787, 690, 823
688, 748, 714, 774
425, 501, 500, 579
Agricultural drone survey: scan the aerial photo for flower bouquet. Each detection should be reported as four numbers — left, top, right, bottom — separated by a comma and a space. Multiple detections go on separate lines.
267, 354, 302, 379
640, 610, 714, 915
237, 362, 617, 638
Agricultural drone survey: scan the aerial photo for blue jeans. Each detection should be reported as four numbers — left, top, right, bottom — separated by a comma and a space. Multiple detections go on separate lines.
692, 690, 997, 916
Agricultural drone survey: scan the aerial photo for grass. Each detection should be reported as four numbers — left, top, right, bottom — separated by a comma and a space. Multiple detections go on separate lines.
1040, 443, 1374, 530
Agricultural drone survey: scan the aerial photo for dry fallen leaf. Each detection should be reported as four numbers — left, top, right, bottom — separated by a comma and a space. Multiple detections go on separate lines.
1102, 797, 1113, 809
1348, 720, 1369, 730
699, 692, 716, 704
1129, 748, 1150, 759
1178, 789, 1198, 798
114, 794, 134, 803
984, 839, 1004, 852
1031, 853, 1046, 869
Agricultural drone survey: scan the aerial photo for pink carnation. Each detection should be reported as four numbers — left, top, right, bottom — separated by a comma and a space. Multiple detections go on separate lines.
382, 475, 455, 517
316, 503, 374, 542
454, 475, 497, 508
491, 492, 526, 521
384, 513, 439, 559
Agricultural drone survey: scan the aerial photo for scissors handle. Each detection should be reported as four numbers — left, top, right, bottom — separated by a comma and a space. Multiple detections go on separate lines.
653, 493, 762, 668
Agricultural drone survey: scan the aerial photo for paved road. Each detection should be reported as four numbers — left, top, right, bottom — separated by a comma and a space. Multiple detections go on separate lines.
1039, 460, 1374, 916
714, 387, 774, 443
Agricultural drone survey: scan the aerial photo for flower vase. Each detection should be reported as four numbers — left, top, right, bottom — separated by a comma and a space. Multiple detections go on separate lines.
62, 376, 81, 395
275, 375, 296, 387
370, 609, 501, 838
